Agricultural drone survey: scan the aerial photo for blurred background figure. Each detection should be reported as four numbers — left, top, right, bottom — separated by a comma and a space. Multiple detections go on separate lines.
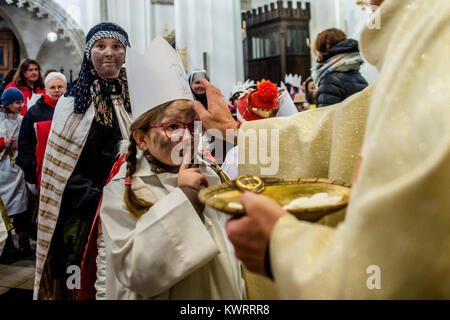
293, 91, 307, 112
303, 76, 318, 109
222, 81, 279, 180
5, 59, 46, 115
312, 28, 368, 108
0, 69, 18, 97
229, 80, 256, 121
16, 72, 68, 245
188, 69, 209, 109
283, 74, 302, 101
17, 72, 67, 191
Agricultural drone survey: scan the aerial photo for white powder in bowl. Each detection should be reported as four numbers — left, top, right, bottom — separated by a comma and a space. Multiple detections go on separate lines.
283, 193, 342, 210
228, 202, 244, 210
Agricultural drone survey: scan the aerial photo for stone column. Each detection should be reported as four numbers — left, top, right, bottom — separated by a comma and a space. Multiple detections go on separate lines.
105, 0, 152, 53
175, 0, 244, 97
152, 3, 175, 40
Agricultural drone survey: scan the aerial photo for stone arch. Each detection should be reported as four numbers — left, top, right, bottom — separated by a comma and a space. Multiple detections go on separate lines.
0, 0, 84, 58
0, 0, 85, 79
0, 8, 29, 59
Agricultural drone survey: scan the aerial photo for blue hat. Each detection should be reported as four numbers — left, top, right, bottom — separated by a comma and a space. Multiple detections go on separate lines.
1, 87, 24, 107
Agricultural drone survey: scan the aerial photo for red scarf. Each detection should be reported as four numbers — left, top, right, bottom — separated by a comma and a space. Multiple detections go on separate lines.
44, 95, 58, 109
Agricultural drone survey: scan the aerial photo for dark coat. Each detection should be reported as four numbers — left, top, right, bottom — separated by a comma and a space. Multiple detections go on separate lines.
317, 39, 368, 108
17, 96, 54, 187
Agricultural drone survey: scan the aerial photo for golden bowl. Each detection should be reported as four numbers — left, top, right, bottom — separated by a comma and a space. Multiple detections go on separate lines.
199, 177, 351, 222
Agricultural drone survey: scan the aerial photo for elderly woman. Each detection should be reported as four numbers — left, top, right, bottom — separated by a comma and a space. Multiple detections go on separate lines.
12, 72, 67, 257
34, 22, 132, 300
17, 72, 67, 192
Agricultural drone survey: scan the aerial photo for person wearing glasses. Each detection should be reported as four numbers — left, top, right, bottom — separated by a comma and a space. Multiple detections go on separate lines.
92, 37, 245, 300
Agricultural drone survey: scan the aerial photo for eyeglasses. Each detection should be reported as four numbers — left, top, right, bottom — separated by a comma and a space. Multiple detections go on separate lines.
150, 121, 196, 139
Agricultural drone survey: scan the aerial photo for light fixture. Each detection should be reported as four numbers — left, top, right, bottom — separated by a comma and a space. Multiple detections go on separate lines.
47, 32, 58, 42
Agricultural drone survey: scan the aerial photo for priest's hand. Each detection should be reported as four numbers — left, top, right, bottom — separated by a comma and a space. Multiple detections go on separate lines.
226, 192, 287, 276
192, 79, 238, 144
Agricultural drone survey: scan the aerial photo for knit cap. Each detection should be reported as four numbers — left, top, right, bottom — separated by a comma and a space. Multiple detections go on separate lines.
1, 87, 24, 107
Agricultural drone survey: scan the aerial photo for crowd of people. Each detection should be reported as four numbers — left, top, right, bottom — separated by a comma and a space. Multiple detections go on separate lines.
0, 0, 449, 300
0, 57, 68, 261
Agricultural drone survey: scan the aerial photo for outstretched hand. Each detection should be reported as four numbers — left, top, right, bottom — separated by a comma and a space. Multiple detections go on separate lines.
226, 192, 287, 276
192, 79, 238, 144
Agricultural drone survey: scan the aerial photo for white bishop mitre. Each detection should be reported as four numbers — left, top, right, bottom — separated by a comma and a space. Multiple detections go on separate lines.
126, 36, 194, 120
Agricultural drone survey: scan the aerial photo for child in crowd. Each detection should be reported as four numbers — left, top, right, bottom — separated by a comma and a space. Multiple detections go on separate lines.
0, 88, 30, 259
94, 37, 245, 299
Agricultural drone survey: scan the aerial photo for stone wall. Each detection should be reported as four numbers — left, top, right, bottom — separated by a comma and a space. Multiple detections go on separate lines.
0, 4, 82, 79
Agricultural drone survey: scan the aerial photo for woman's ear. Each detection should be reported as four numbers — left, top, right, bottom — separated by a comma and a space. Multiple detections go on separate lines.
133, 130, 148, 150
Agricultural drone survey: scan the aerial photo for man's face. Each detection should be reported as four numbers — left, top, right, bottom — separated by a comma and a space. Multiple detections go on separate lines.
90, 38, 125, 79
24, 64, 40, 83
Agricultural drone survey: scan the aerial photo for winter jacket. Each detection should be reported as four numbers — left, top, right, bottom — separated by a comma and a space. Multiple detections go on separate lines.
315, 39, 368, 108
16, 95, 54, 188
4, 82, 45, 115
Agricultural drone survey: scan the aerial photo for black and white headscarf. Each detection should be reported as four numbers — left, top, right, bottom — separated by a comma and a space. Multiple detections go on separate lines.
67, 22, 131, 115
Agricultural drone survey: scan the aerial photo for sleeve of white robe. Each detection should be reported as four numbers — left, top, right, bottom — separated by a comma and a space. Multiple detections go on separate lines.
100, 181, 220, 297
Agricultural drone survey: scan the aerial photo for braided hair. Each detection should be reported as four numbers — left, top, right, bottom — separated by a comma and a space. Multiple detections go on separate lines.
123, 102, 173, 218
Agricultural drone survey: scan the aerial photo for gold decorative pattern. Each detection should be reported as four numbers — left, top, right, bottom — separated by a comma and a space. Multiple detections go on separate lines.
177, 47, 188, 73
235, 175, 265, 193
0, 195, 13, 231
